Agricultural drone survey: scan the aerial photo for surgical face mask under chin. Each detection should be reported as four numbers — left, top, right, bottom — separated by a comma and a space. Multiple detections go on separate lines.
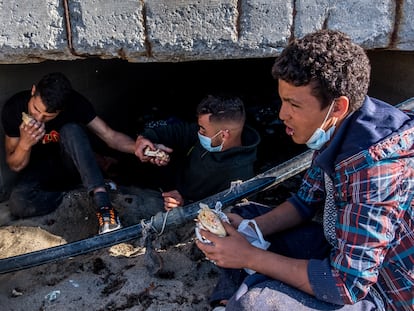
306, 102, 337, 150
198, 131, 223, 152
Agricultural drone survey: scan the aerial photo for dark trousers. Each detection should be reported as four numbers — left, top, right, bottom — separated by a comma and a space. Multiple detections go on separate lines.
9, 123, 105, 218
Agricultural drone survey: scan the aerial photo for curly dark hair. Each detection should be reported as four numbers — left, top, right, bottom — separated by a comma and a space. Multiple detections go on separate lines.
34, 72, 72, 113
272, 29, 370, 111
196, 94, 245, 124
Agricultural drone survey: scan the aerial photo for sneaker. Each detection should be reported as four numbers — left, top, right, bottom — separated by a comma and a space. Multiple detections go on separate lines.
212, 306, 225, 311
96, 207, 122, 234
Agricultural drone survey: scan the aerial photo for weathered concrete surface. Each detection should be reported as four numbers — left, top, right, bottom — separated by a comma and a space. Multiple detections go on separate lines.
0, 0, 74, 63
69, 0, 147, 60
398, 0, 414, 49
294, 0, 395, 48
146, 0, 240, 61
0, 0, 413, 200
0, 0, 413, 64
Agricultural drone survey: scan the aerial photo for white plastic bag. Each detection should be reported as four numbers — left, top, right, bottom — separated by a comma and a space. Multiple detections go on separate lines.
237, 219, 270, 274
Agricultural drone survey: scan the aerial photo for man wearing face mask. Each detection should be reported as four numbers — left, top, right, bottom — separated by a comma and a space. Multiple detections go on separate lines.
134, 94, 260, 214
197, 30, 414, 311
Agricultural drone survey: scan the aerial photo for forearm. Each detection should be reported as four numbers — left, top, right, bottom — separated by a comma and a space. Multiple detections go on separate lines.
247, 248, 313, 295
252, 202, 314, 294
107, 132, 136, 154
88, 117, 136, 154
6, 142, 31, 171
255, 200, 304, 236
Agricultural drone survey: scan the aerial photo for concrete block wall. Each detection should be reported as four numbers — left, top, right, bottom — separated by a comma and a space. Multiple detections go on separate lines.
0, 0, 413, 200
0, 0, 413, 64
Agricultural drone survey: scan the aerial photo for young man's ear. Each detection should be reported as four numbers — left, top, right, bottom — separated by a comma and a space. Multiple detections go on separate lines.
333, 96, 349, 119
222, 129, 230, 138
31, 85, 36, 96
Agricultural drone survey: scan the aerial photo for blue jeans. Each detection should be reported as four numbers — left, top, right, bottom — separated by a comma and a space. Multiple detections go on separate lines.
211, 202, 378, 311
9, 123, 106, 218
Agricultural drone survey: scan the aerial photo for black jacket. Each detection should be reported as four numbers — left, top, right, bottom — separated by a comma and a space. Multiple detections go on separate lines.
142, 122, 260, 203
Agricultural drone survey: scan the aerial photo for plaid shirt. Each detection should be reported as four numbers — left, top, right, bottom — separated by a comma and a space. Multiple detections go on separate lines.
292, 98, 414, 310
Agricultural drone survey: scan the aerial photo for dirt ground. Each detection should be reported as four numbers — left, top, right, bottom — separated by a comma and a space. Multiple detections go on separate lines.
0, 176, 300, 311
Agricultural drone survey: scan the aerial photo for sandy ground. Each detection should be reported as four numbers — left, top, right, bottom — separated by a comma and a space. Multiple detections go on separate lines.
0, 187, 222, 311
0, 178, 299, 311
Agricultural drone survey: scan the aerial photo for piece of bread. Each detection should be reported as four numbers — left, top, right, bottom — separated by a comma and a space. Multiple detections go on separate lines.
196, 204, 227, 237
21, 112, 34, 125
143, 146, 170, 161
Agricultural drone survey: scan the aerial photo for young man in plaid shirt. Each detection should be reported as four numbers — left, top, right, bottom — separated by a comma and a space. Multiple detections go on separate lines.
197, 29, 414, 310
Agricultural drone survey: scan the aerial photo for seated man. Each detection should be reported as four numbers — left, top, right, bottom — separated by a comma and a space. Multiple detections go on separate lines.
134, 95, 261, 214
1, 72, 138, 234
197, 30, 414, 310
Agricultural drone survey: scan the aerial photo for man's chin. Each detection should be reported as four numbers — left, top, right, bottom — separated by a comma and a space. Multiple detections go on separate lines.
291, 136, 305, 145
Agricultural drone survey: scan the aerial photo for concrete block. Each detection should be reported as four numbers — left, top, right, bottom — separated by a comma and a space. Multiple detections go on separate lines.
294, 0, 331, 38
0, 0, 73, 63
68, 0, 147, 60
237, 0, 292, 58
397, 0, 414, 50
295, 0, 394, 48
145, 0, 239, 61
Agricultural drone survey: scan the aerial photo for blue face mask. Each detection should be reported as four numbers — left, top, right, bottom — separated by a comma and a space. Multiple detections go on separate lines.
198, 131, 223, 152
306, 102, 337, 150
306, 126, 336, 150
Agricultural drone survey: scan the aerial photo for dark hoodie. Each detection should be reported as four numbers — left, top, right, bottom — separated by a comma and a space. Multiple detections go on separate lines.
142, 122, 260, 203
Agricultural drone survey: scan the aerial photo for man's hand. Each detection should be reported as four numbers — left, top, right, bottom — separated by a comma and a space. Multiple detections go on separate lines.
135, 135, 172, 166
162, 190, 184, 211
5, 119, 45, 172
196, 222, 255, 269
19, 118, 45, 148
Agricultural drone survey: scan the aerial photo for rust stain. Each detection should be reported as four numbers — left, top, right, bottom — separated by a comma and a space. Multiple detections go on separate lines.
390, 0, 404, 48
289, 0, 297, 42
62, 0, 73, 52
141, 0, 152, 58
236, 0, 242, 40
62, 0, 83, 57
322, 11, 329, 30
117, 48, 127, 60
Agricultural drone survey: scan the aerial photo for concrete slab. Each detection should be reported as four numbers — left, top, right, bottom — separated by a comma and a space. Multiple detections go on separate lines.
0, 0, 73, 63
68, 0, 147, 60
397, 0, 414, 50
237, 0, 292, 57
145, 0, 239, 61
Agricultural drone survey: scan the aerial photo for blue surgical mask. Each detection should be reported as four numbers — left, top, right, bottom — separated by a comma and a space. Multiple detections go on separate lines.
198, 131, 223, 152
306, 102, 337, 150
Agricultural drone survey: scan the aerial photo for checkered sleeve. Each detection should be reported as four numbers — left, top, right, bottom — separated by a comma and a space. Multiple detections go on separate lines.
330, 155, 412, 305
288, 164, 326, 219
